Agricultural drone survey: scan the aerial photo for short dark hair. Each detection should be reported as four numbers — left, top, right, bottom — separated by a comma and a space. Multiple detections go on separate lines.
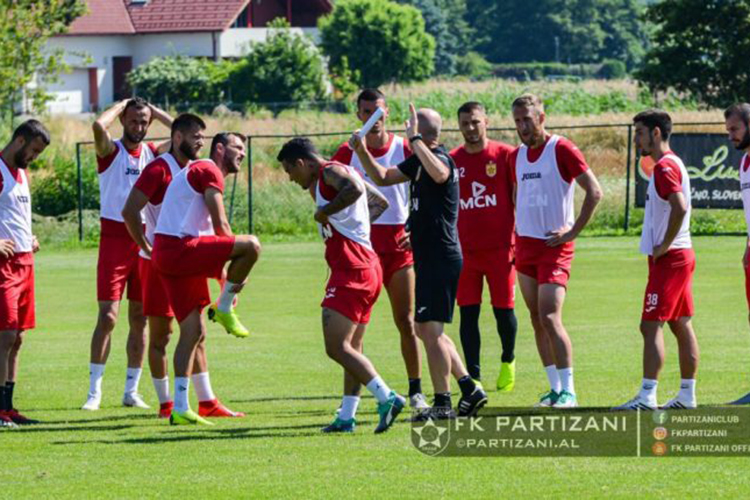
12, 119, 51, 145
725, 103, 750, 125
457, 101, 485, 119
123, 96, 150, 115
210, 132, 246, 156
276, 137, 319, 163
356, 88, 385, 109
512, 93, 543, 111
633, 109, 672, 140
171, 113, 206, 135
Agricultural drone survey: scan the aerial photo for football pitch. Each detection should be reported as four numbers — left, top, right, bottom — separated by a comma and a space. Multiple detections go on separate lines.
4, 236, 750, 498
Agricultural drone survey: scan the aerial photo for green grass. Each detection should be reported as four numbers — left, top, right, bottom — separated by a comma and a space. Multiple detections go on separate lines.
4, 237, 750, 498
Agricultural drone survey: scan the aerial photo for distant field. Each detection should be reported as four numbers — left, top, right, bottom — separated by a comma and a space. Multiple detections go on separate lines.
3, 237, 750, 498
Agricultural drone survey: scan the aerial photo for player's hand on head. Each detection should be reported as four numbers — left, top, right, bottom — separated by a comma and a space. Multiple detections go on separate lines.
405, 103, 419, 138
314, 208, 329, 225
0, 239, 15, 258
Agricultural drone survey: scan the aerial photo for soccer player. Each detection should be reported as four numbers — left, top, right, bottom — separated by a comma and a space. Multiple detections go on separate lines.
510, 94, 602, 408
0, 120, 50, 427
725, 102, 750, 405
83, 97, 173, 411
277, 137, 406, 434
331, 88, 427, 409
151, 116, 260, 425
122, 117, 246, 418
614, 110, 698, 411
450, 101, 518, 391
351, 104, 488, 420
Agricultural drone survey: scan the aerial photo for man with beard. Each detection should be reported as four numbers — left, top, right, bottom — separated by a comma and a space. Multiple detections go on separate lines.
510, 94, 602, 408
614, 109, 698, 411
0, 120, 49, 428
151, 116, 261, 425
122, 119, 247, 419
449, 102, 518, 391
725, 103, 750, 405
83, 97, 173, 411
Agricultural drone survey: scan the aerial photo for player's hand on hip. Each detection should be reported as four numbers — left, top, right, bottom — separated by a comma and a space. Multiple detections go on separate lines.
397, 232, 412, 251
545, 227, 574, 247
31, 236, 40, 253
652, 243, 668, 261
405, 103, 419, 138
314, 208, 329, 225
0, 239, 15, 258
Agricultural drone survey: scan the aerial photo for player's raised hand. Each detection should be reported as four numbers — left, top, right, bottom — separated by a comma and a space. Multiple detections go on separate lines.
0, 239, 15, 258
405, 103, 419, 138
545, 227, 575, 247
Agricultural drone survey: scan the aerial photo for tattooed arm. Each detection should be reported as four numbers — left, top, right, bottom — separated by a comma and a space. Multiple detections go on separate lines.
364, 182, 389, 223
314, 164, 365, 224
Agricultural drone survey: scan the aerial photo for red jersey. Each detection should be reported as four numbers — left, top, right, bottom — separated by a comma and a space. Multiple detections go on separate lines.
450, 140, 515, 250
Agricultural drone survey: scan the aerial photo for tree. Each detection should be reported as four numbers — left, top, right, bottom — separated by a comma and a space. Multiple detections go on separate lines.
230, 18, 328, 114
636, 0, 750, 108
319, 0, 435, 88
0, 0, 87, 120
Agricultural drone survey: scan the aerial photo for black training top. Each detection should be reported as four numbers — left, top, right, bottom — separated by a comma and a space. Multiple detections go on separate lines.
398, 145, 462, 262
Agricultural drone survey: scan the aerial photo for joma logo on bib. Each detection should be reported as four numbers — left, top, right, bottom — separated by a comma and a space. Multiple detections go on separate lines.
460, 182, 496, 210
521, 172, 542, 181
125, 167, 141, 176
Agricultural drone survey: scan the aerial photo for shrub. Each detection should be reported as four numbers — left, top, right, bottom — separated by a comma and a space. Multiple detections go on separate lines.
31, 158, 99, 216
598, 59, 627, 80
455, 51, 493, 80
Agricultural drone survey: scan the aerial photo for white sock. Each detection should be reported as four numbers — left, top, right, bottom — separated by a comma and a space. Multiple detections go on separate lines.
217, 281, 241, 313
545, 365, 561, 393
365, 376, 391, 404
339, 395, 360, 421
124, 367, 142, 396
191, 372, 216, 402
558, 367, 575, 394
152, 377, 171, 404
679, 378, 696, 401
638, 378, 658, 401
174, 377, 191, 413
88, 363, 105, 398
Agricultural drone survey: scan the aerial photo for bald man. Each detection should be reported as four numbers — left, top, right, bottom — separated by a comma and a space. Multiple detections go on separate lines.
350, 104, 488, 420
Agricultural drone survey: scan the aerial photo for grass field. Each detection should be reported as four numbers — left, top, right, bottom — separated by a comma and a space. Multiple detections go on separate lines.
4, 236, 750, 498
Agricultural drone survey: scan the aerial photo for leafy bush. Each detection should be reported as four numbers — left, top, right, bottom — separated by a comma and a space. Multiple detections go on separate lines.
455, 51, 493, 80
598, 59, 627, 80
493, 63, 600, 80
32, 158, 99, 216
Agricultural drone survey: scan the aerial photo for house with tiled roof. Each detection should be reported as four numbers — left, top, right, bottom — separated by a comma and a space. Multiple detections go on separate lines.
40, 0, 333, 113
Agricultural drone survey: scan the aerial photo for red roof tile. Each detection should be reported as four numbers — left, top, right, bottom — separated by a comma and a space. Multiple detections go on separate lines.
127, 0, 250, 33
67, 0, 135, 35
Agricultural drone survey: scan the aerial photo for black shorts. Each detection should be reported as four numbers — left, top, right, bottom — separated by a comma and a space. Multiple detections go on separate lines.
414, 257, 462, 324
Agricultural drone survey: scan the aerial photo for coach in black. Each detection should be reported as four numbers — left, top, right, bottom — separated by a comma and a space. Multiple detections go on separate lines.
350, 103, 488, 419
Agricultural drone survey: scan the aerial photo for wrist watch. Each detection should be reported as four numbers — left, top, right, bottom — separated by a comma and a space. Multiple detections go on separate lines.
409, 133, 423, 144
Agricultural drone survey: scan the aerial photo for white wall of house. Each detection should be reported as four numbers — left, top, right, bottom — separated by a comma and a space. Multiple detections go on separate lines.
219, 27, 319, 57
130, 32, 216, 65
45, 68, 91, 114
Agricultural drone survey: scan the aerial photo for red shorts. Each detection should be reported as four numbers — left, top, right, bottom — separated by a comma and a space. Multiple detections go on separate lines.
97, 234, 141, 302
642, 248, 695, 322
321, 264, 383, 324
457, 247, 516, 308
0, 257, 34, 331
371, 224, 414, 287
152, 234, 235, 322
515, 236, 575, 286
139, 257, 174, 318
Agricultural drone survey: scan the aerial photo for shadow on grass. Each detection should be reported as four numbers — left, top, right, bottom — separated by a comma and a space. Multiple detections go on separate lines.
230, 395, 340, 403
39, 414, 157, 425
14, 424, 137, 434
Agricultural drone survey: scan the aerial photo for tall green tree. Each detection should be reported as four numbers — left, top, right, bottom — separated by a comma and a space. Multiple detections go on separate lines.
0, 0, 87, 120
637, 0, 750, 107
319, 0, 435, 88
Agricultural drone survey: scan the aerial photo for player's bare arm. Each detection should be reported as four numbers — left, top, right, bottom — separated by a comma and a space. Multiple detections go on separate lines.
315, 165, 365, 224
92, 99, 128, 158
0, 238, 14, 258
349, 134, 408, 186
121, 187, 152, 256
205, 187, 233, 237
149, 104, 174, 154
405, 103, 450, 184
653, 191, 688, 260
546, 169, 603, 247
363, 182, 389, 223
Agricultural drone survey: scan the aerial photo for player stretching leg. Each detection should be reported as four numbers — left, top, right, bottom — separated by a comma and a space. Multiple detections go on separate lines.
726, 103, 750, 405
0, 121, 49, 428
122, 118, 246, 418
510, 94, 602, 409
614, 110, 698, 411
278, 138, 405, 434
151, 117, 260, 425
450, 102, 518, 391
83, 98, 173, 411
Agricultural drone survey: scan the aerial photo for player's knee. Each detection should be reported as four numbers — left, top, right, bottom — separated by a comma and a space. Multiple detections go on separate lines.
238, 235, 262, 259
12, 331, 24, 351
324, 341, 345, 361
395, 312, 415, 337
539, 311, 561, 333
0, 331, 18, 351
97, 309, 118, 332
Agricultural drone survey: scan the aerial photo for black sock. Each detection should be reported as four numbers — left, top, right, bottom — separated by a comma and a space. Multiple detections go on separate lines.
5, 381, 13, 410
408, 378, 422, 397
493, 307, 518, 363
434, 392, 452, 408
457, 375, 477, 397
0, 387, 7, 411
459, 304, 482, 380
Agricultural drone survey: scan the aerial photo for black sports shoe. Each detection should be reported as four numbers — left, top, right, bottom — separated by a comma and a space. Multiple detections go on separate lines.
410, 406, 456, 422
457, 386, 488, 417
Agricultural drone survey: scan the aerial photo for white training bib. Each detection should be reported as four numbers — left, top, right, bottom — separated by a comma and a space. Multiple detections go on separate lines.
639, 154, 692, 255
740, 154, 750, 237
348, 136, 409, 225
155, 161, 217, 238
315, 165, 373, 250
0, 158, 33, 253
140, 153, 184, 259
515, 135, 576, 239
99, 140, 154, 223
